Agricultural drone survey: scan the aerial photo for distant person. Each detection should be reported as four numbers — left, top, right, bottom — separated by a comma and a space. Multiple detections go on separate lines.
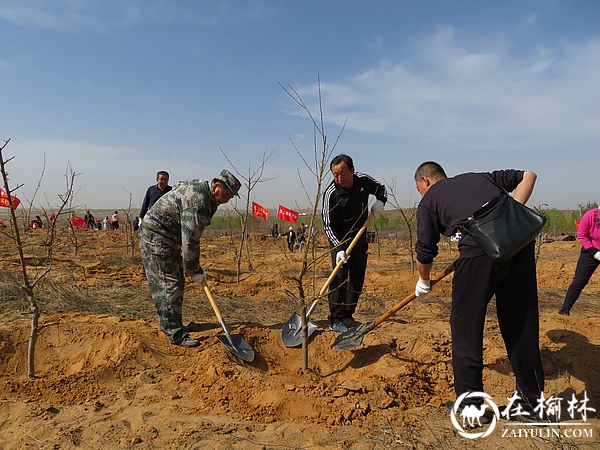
84, 210, 95, 229
281, 226, 296, 252
559, 207, 600, 316
111, 211, 120, 231
102, 216, 111, 231
139, 169, 241, 347
30, 215, 43, 229
270, 223, 278, 243
139, 172, 172, 275
558, 233, 576, 241
322, 154, 387, 332
297, 224, 307, 252
413, 161, 545, 424
139, 171, 172, 221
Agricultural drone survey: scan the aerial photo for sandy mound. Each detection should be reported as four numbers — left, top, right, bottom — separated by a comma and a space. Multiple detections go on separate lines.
0, 231, 599, 449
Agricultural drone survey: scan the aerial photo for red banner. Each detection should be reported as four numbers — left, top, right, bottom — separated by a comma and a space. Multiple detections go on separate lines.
72, 214, 87, 229
276, 204, 298, 224
0, 188, 20, 209
252, 202, 270, 221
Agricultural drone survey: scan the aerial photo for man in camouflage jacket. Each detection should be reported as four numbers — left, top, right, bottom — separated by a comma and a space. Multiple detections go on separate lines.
139, 169, 241, 347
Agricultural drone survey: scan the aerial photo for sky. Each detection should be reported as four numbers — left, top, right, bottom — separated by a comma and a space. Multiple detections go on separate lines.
1, 0, 599, 214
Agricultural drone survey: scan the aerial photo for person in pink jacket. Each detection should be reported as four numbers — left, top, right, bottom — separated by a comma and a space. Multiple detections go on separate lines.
559, 206, 600, 315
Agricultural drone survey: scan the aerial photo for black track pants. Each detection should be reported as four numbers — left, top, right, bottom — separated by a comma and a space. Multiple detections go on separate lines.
328, 239, 368, 324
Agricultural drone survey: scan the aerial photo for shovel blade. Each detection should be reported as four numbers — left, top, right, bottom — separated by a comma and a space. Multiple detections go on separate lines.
217, 334, 255, 362
331, 321, 375, 351
281, 313, 318, 347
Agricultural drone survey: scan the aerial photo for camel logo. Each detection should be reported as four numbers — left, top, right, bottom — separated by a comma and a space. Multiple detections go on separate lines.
449, 392, 500, 439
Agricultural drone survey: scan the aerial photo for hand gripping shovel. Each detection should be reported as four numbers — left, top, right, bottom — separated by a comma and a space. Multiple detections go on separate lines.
203, 281, 255, 362
281, 211, 375, 347
331, 263, 455, 351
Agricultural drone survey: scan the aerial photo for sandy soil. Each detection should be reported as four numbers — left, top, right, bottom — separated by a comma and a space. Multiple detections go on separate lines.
0, 229, 599, 449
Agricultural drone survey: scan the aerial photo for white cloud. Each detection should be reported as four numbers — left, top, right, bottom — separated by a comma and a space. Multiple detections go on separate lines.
293, 28, 600, 155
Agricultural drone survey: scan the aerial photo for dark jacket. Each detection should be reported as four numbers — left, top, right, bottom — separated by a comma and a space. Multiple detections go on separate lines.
416, 170, 524, 264
322, 172, 387, 249
140, 184, 172, 218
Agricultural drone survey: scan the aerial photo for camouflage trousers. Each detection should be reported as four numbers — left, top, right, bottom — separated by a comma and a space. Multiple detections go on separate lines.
139, 228, 187, 344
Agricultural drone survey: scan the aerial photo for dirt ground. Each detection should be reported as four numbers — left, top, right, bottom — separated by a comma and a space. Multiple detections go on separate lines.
0, 229, 599, 449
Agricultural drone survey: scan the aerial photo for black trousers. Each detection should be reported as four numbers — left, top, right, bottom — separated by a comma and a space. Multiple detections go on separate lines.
328, 239, 368, 324
561, 248, 599, 311
451, 241, 544, 408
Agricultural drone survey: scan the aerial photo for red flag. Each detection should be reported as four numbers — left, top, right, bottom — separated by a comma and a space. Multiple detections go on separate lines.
71, 214, 87, 229
252, 202, 270, 221
276, 204, 298, 224
575, 220, 581, 230
0, 188, 20, 209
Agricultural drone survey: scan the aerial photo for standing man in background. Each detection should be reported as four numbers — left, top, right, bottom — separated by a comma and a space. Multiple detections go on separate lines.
139, 171, 172, 275
140, 171, 172, 221
322, 154, 387, 333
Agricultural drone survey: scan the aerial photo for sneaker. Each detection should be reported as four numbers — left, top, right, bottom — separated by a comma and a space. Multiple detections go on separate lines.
445, 401, 493, 426
329, 321, 348, 333
173, 335, 200, 348
558, 308, 570, 316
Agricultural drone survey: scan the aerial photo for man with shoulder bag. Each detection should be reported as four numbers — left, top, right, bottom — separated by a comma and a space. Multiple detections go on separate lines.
413, 161, 546, 424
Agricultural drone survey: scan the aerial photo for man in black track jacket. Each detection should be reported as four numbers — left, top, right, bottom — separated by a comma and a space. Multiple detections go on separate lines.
322, 154, 387, 332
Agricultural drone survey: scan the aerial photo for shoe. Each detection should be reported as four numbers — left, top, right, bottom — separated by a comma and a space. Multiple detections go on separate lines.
329, 321, 348, 333
173, 335, 200, 348
343, 317, 361, 327
499, 406, 558, 426
512, 411, 557, 426
558, 308, 570, 316
515, 414, 548, 425
445, 401, 493, 426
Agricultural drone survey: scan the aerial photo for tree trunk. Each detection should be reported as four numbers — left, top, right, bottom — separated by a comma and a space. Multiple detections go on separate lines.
27, 301, 39, 377
301, 303, 308, 373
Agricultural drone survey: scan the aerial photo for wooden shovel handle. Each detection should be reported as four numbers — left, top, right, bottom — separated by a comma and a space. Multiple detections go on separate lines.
318, 211, 375, 297
203, 282, 224, 323
373, 263, 455, 328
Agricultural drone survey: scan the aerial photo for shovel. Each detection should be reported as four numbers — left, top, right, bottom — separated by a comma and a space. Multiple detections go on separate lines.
331, 263, 455, 351
203, 281, 255, 362
281, 211, 375, 347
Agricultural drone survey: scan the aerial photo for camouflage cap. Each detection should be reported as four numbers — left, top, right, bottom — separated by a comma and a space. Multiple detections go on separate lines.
217, 169, 241, 197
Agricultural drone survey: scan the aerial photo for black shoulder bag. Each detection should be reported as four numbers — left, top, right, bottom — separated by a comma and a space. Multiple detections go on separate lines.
459, 189, 546, 265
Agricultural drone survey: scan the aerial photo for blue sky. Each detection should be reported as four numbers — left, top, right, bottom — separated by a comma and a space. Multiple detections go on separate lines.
1, 1, 598, 214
